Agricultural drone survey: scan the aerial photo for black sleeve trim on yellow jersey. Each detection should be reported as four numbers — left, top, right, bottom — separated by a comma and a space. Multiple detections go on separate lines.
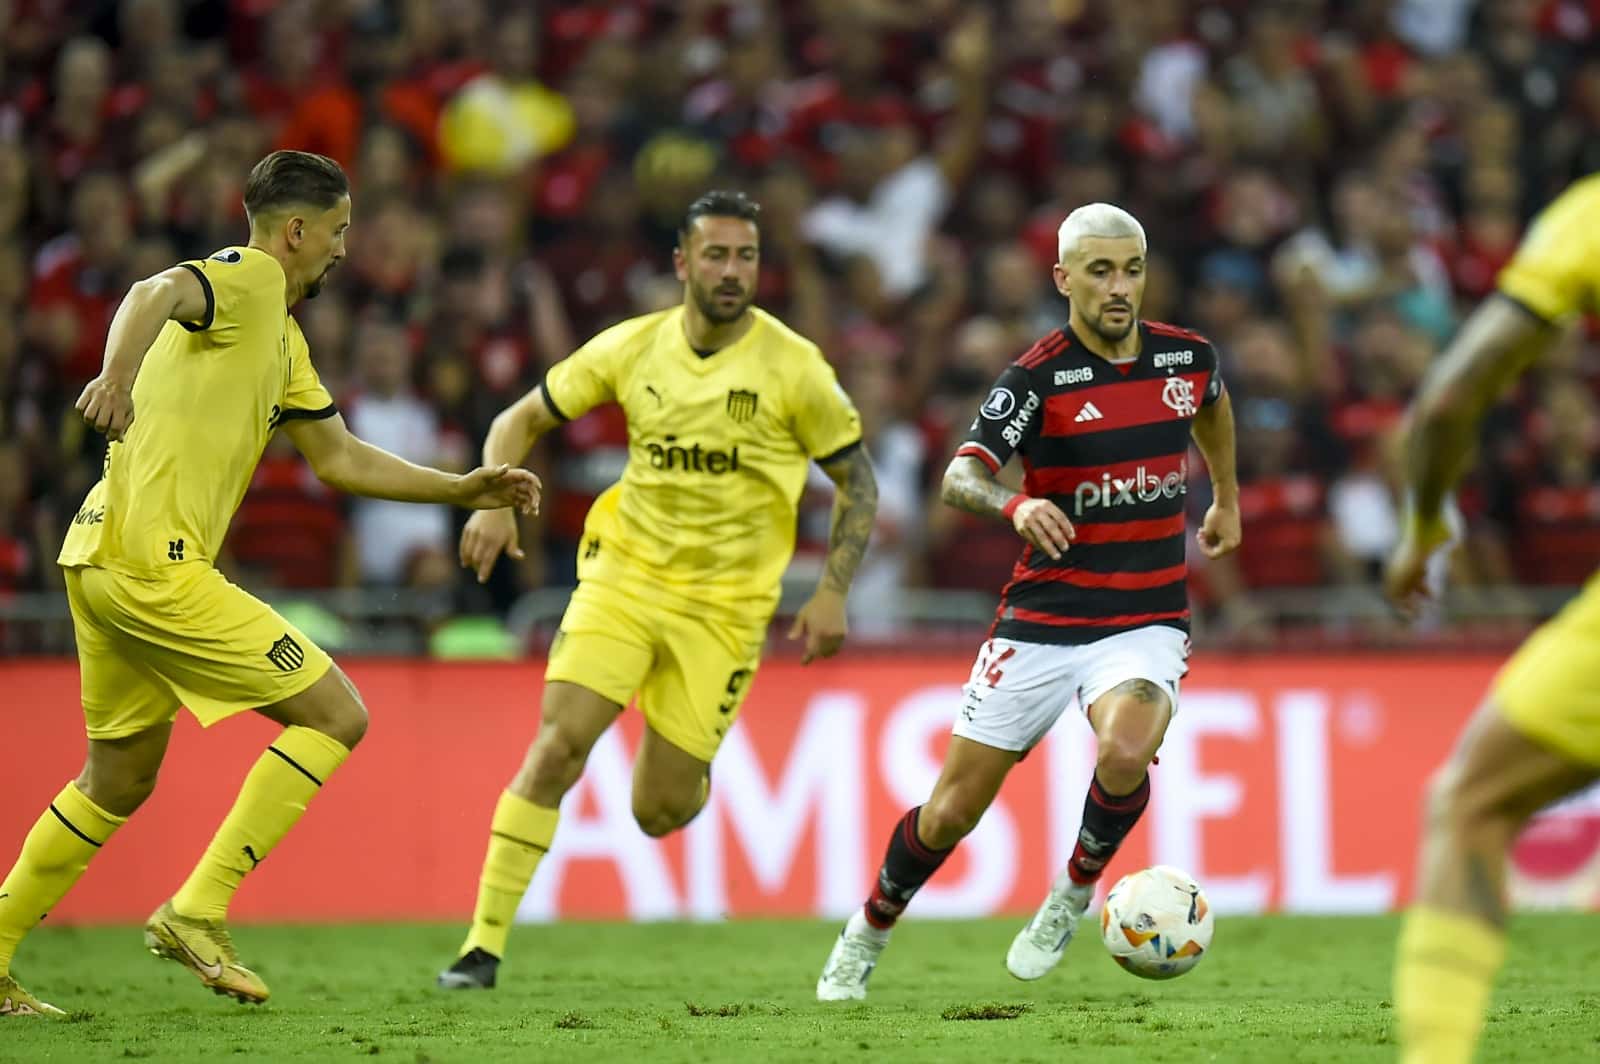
1493, 290, 1554, 327
276, 403, 338, 423
174, 262, 215, 332
539, 376, 570, 422
814, 438, 863, 466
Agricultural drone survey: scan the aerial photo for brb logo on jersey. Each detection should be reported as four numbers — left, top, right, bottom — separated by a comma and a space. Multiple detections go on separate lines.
1072, 464, 1187, 516
646, 435, 740, 474
1161, 376, 1198, 417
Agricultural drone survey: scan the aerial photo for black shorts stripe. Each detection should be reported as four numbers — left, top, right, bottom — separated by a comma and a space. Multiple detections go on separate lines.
267, 746, 324, 786
539, 377, 570, 422
814, 437, 863, 465
49, 803, 102, 847
275, 403, 339, 423
175, 262, 216, 332
491, 830, 550, 854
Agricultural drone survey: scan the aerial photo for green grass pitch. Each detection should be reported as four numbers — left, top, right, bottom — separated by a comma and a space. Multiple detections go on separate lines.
6, 915, 1598, 1062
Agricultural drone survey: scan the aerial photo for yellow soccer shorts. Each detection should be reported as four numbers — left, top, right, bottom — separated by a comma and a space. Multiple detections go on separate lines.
64, 563, 333, 740
546, 579, 766, 763
1493, 574, 1600, 768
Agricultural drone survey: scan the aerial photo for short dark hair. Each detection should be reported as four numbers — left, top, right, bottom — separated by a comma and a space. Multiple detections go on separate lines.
679, 189, 761, 243
244, 151, 349, 223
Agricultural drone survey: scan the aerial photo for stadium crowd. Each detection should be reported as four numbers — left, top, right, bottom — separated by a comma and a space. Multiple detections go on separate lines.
4, 0, 1600, 642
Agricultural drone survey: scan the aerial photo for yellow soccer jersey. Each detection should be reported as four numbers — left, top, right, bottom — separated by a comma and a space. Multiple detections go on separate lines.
1496, 173, 1600, 323
59, 246, 336, 576
542, 305, 861, 620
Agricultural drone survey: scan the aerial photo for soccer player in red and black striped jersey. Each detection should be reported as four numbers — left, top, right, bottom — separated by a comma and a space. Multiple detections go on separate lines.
818, 203, 1241, 1000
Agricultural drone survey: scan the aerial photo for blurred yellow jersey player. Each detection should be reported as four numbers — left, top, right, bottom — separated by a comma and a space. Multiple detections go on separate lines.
440, 190, 880, 990
0, 151, 535, 1019
1387, 172, 1600, 1064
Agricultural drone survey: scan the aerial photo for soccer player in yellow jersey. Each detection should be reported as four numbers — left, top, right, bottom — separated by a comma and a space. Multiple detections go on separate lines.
1387, 173, 1600, 1062
437, 190, 879, 989
0, 151, 537, 1017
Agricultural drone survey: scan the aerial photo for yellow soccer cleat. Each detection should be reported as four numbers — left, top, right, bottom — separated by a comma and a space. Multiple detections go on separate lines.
143, 901, 270, 1004
0, 975, 65, 1017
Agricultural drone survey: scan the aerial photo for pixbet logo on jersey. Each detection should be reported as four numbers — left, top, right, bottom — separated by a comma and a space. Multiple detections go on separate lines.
1072, 463, 1187, 516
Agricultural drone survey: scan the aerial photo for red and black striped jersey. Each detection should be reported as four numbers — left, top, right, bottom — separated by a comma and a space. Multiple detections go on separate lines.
955, 321, 1225, 646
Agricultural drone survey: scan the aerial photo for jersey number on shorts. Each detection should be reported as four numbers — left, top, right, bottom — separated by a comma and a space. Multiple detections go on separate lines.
982, 644, 1016, 687
719, 667, 752, 715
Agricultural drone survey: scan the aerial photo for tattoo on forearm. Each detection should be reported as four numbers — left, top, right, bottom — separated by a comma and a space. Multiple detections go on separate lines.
1463, 853, 1507, 929
941, 456, 1015, 519
822, 447, 879, 594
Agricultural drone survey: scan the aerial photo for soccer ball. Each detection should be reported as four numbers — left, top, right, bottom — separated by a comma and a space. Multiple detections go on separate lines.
1099, 865, 1214, 980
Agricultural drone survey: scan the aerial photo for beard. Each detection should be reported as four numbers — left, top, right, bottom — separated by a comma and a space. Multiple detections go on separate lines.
304, 264, 335, 300
692, 282, 753, 324
1088, 302, 1136, 342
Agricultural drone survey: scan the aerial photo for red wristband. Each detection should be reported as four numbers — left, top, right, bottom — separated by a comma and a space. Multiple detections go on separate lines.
1001, 494, 1030, 521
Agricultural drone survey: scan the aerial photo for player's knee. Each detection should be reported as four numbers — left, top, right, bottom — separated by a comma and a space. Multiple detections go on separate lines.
319, 695, 369, 750
77, 766, 158, 818
523, 728, 589, 794
1423, 760, 1516, 840
919, 791, 985, 849
632, 798, 694, 838
1095, 736, 1153, 792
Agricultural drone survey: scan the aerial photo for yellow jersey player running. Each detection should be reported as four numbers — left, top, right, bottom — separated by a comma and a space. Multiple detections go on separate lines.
1386, 173, 1600, 1063
437, 190, 879, 990
0, 151, 536, 1017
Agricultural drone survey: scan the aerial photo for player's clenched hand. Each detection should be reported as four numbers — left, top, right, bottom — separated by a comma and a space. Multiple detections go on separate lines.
789, 588, 847, 665
1196, 502, 1242, 559
456, 464, 541, 515
1384, 511, 1453, 621
76, 374, 136, 441
459, 506, 527, 584
1011, 497, 1075, 560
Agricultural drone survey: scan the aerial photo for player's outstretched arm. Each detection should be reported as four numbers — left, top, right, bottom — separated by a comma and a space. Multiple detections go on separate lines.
457, 385, 565, 582
789, 444, 880, 664
1189, 390, 1241, 560
941, 454, 1075, 560
1386, 295, 1556, 614
76, 265, 211, 441
283, 413, 540, 513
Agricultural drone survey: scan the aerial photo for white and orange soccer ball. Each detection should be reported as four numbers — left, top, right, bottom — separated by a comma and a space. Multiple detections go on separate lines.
1099, 865, 1215, 980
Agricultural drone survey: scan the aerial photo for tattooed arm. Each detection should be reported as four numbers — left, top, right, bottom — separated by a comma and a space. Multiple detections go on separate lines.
788, 443, 879, 664
941, 454, 1075, 560
817, 444, 880, 594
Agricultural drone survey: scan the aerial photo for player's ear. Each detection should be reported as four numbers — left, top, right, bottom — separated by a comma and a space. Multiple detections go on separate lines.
672, 245, 688, 282
1052, 261, 1071, 300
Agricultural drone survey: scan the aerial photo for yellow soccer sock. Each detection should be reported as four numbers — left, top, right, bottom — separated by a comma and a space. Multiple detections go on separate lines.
172, 726, 350, 922
461, 792, 559, 959
1395, 906, 1508, 1064
0, 782, 127, 975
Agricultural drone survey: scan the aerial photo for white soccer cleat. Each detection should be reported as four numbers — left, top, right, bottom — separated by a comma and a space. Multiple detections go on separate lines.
816, 911, 889, 1001
1006, 877, 1093, 981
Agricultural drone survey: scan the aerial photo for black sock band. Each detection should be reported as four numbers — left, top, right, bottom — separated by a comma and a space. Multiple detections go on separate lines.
1068, 774, 1151, 885
863, 806, 954, 929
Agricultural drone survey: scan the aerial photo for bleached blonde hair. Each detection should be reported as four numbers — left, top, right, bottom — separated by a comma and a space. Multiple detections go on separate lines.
1057, 202, 1147, 263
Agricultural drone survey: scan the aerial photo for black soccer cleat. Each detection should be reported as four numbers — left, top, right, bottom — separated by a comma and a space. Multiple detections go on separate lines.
437, 947, 499, 990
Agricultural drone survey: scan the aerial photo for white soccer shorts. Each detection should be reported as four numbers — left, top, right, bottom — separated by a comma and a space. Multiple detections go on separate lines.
952, 625, 1190, 752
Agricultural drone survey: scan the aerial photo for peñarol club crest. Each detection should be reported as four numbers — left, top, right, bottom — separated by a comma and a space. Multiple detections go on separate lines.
726, 389, 759, 422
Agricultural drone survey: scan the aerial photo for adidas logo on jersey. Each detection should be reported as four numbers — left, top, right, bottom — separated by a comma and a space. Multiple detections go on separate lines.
1073, 402, 1104, 423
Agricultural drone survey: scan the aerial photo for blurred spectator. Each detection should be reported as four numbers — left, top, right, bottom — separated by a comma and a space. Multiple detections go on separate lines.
343, 312, 457, 590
